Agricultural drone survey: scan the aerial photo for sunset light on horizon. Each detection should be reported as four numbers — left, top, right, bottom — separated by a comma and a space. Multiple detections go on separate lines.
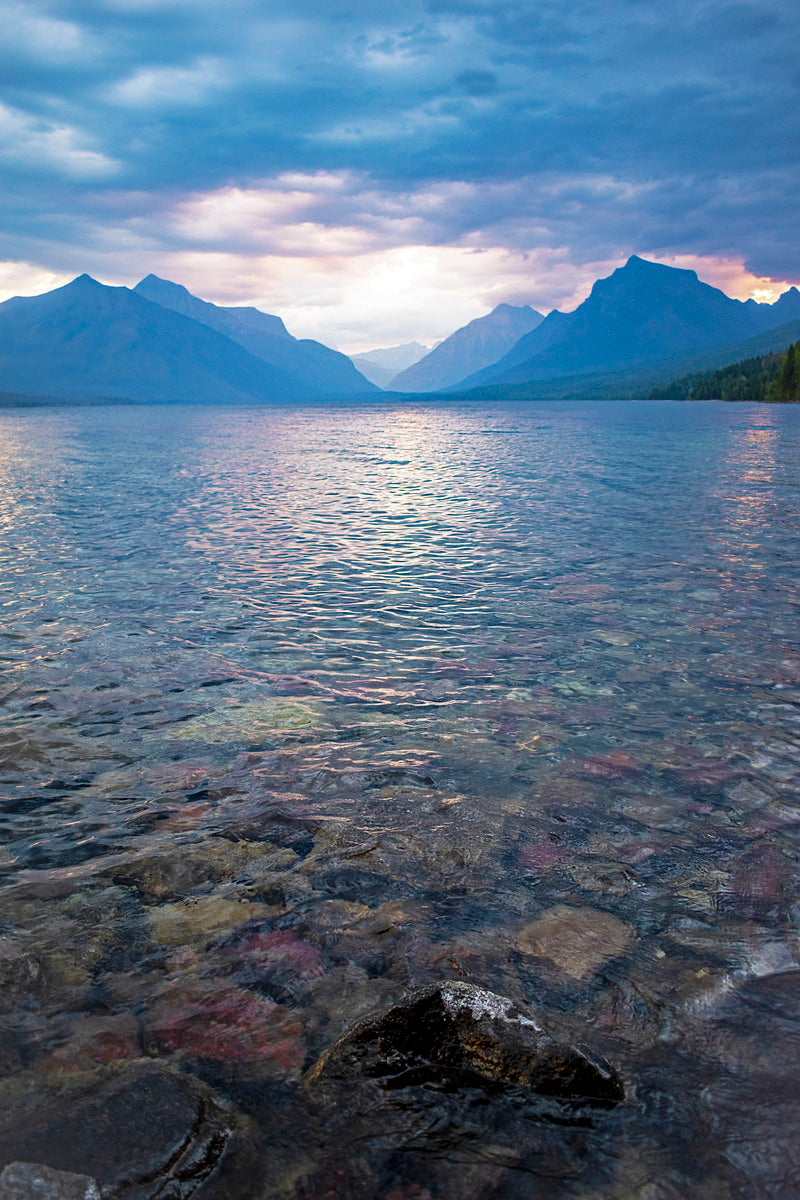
0, 248, 795, 355
0, 0, 798, 351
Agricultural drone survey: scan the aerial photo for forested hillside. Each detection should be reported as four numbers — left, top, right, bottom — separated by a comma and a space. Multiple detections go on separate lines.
648, 348, 794, 402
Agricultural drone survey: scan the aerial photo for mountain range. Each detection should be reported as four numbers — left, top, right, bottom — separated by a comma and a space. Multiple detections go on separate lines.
455, 257, 800, 391
1, 258, 799, 405
0, 275, 376, 404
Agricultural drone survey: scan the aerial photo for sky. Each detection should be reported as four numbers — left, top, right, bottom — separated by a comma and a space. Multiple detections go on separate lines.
1, 0, 798, 352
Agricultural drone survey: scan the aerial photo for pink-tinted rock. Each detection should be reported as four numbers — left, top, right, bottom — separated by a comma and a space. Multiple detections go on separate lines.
742, 804, 800, 835
296, 1159, 378, 1200
425, 935, 495, 985
518, 842, 565, 871
574, 751, 641, 780
37, 1014, 140, 1075
730, 843, 790, 909
671, 758, 740, 793
225, 928, 324, 981
552, 582, 613, 601
564, 703, 616, 725
687, 801, 715, 815
151, 984, 305, 1077
156, 801, 213, 832
615, 839, 658, 865
494, 716, 520, 739
215, 788, 319, 838
535, 777, 597, 808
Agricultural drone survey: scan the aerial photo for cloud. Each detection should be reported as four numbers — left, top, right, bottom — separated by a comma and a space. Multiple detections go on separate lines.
0, 1, 91, 62
455, 70, 498, 95
0, 101, 118, 179
0, 259, 72, 301
0, 0, 797, 343
106, 57, 229, 107
132, 241, 612, 352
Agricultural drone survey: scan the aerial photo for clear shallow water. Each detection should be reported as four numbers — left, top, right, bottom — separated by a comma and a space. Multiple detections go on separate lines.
0, 400, 798, 1198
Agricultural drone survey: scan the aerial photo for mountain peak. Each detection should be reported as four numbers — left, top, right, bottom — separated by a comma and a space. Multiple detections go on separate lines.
390, 302, 544, 392
133, 273, 374, 394
587, 256, 705, 304
623, 254, 662, 270
135, 275, 195, 301
620, 255, 698, 281
67, 273, 104, 290
462, 255, 789, 391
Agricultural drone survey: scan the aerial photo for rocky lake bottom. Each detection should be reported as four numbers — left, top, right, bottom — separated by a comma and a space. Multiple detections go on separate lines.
0, 399, 798, 1199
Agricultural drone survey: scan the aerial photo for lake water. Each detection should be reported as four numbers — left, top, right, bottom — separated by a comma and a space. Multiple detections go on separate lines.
0, 400, 798, 1198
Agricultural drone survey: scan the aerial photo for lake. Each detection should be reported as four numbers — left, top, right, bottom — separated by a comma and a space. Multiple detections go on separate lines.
0, 400, 798, 1199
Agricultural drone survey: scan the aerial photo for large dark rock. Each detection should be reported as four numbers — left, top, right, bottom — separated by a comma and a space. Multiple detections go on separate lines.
0, 1063, 237, 1199
306, 981, 624, 1102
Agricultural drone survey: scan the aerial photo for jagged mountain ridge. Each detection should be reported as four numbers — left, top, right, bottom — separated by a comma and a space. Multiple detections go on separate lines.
0, 275, 307, 404
447, 316, 800, 404
0, 275, 377, 404
134, 275, 375, 396
2, 258, 799, 405
458, 257, 800, 391
390, 303, 544, 392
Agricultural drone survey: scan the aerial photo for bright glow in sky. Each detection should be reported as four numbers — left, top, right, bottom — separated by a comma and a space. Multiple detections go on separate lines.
1, 1, 798, 350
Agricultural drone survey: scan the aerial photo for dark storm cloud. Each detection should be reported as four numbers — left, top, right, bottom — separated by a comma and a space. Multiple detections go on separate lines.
1, 0, 798, 281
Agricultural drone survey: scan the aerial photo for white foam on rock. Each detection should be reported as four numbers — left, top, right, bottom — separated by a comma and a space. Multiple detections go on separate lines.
439, 983, 542, 1031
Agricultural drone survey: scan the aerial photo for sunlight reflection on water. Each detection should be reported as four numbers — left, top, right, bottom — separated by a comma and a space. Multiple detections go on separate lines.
0, 400, 798, 1198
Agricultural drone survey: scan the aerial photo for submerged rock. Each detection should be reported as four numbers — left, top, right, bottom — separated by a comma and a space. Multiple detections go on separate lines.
306, 981, 624, 1102
0, 1063, 236, 1199
518, 905, 635, 980
148, 895, 278, 946
0, 1162, 100, 1200
0, 1161, 100, 1200
147, 981, 305, 1079
35, 1013, 140, 1076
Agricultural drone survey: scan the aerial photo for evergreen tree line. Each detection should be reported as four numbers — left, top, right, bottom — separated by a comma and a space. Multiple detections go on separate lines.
766, 342, 800, 402
649, 343, 800, 403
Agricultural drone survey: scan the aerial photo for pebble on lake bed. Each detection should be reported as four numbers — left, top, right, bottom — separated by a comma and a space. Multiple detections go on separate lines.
148, 980, 306, 1078
148, 895, 278, 945
0, 1162, 100, 1200
518, 905, 635, 980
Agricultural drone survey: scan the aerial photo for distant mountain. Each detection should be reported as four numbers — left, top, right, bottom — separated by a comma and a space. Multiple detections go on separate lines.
0, 275, 345, 404
390, 304, 544, 392
445, 316, 800, 405
4, 261, 797, 407
459, 257, 800, 391
134, 275, 375, 396
349, 342, 430, 388
759, 285, 800, 325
